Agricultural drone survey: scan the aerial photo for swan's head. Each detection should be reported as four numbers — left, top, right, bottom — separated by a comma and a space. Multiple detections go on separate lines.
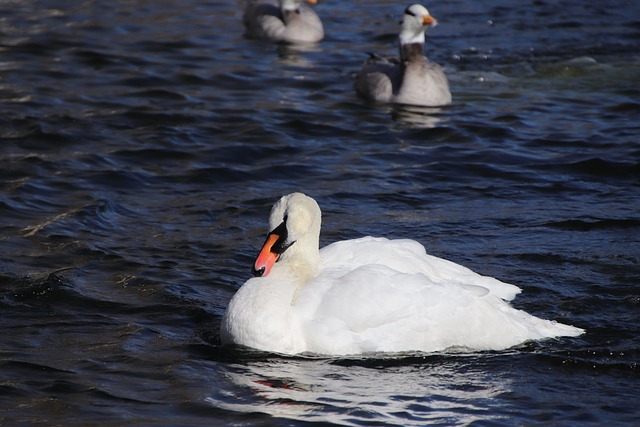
399, 4, 438, 45
252, 192, 322, 277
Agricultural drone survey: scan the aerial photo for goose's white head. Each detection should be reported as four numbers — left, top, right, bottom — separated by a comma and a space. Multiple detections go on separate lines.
399, 4, 438, 45
280, 0, 317, 12
252, 193, 322, 278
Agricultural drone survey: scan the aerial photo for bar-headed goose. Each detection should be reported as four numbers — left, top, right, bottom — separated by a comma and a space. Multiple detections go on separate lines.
354, 4, 452, 107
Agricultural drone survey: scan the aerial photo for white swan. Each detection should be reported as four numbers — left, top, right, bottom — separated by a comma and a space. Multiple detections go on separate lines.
243, 0, 324, 44
354, 4, 452, 107
221, 193, 583, 356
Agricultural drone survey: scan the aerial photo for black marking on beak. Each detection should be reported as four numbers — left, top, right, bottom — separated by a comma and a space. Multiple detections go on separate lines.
252, 265, 265, 277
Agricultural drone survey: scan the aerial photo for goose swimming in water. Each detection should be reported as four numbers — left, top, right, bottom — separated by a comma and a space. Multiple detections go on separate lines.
354, 4, 452, 107
221, 193, 583, 356
243, 0, 324, 44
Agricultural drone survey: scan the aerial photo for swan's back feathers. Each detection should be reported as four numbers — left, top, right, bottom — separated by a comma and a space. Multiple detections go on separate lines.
295, 257, 580, 355
289, 237, 578, 355
320, 237, 521, 301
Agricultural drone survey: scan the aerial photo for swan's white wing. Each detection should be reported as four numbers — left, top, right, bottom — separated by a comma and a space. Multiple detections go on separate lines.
294, 263, 474, 354
320, 237, 521, 301
295, 259, 581, 355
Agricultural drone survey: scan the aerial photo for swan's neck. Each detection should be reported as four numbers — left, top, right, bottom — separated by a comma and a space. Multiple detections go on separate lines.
221, 234, 320, 353
222, 268, 304, 353
279, 242, 320, 283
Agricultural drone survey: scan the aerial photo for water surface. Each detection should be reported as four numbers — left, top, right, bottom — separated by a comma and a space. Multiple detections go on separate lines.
1, 0, 639, 425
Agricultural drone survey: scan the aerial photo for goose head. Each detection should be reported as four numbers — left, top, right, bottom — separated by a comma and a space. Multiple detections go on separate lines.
252, 193, 322, 278
280, 0, 317, 13
399, 4, 438, 45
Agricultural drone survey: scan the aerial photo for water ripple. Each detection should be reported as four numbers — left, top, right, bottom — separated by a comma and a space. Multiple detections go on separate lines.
1, 0, 639, 425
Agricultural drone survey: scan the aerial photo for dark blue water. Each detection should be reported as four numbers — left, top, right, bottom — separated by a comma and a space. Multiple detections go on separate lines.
1, 0, 639, 425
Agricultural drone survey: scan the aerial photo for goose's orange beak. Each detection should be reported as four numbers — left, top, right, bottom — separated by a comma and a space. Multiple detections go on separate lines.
423, 15, 437, 27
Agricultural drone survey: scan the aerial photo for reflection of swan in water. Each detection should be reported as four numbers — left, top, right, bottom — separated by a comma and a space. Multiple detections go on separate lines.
206, 354, 512, 425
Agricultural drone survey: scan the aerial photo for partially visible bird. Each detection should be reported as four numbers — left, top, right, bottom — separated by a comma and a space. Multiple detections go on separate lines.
243, 0, 324, 44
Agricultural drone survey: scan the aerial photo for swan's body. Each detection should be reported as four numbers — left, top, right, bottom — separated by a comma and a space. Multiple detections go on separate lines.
243, 0, 324, 44
354, 4, 452, 107
221, 193, 583, 356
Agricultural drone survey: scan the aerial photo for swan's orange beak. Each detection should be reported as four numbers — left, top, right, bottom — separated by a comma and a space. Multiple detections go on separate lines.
252, 218, 293, 278
423, 15, 437, 27
305, 0, 317, 4
253, 233, 281, 277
